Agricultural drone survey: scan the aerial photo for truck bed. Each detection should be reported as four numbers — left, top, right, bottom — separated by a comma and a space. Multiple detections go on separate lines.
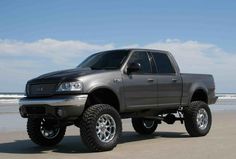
180, 73, 216, 105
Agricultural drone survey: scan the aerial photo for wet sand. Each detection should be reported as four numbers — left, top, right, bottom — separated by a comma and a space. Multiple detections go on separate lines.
0, 110, 236, 159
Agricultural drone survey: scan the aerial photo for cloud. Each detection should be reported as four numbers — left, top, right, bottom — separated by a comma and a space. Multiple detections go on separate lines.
0, 39, 114, 65
0, 38, 235, 92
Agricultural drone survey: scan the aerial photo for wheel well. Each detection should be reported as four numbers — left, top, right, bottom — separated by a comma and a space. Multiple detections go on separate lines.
191, 89, 208, 103
85, 88, 120, 112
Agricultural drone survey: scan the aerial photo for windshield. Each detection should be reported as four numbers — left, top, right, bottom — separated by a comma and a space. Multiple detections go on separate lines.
78, 50, 130, 70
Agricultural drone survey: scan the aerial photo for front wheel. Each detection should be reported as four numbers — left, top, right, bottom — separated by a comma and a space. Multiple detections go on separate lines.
27, 118, 66, 147
80, 104, 122, 152
132, 118, 158, 135
184, 101, 212, 137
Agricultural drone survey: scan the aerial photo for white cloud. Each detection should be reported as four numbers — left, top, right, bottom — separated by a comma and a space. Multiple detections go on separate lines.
0, 38, 235, 92
0, 39, 114, 65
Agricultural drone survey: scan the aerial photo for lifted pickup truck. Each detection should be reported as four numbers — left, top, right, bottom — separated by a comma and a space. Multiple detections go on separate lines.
19, 49, 217, 151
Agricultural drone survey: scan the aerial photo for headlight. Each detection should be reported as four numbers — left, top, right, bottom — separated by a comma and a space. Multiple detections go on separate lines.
57, 81, 83, 92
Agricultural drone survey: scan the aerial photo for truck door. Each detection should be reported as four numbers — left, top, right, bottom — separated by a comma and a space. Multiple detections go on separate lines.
122, 51, 158, 109
150, 52, 182, 107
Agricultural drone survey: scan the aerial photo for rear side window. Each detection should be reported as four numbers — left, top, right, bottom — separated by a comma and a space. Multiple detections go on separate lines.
151, 52, 176, 74
128, 51, 151, 73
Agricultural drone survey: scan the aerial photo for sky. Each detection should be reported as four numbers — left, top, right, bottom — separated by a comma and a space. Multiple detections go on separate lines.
0, 0, 236, 93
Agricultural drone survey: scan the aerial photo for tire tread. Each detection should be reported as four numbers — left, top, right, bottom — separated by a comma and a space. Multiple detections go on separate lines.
184, 101, 212, 137
27, 118, 66, 147
80, 104, 122, 152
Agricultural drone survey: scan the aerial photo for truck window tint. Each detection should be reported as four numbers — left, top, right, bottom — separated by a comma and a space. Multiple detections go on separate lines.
152, 52, 175, 74
78, 50, 129, 70
128, 51, 151, 73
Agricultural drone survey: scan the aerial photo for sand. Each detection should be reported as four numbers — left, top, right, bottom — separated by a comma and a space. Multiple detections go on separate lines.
0, 111, 235, 159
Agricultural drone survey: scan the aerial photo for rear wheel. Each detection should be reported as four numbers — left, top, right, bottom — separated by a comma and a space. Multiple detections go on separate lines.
184, 101, 212, 137
132, 118, 158, 135
27, 118, 66, 146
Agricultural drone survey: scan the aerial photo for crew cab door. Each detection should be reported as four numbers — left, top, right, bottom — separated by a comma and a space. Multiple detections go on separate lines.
122, 51, 157, 108
150, 51, 182, 107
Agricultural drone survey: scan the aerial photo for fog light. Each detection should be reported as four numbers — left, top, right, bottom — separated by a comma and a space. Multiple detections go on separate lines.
57, 108, 64, 117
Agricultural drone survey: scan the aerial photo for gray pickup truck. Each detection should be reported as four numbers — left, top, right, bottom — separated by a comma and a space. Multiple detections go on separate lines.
19, 49, 217, 151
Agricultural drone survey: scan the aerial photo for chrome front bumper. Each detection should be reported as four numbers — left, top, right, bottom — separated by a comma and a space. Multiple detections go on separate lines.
19, 95, 88, 119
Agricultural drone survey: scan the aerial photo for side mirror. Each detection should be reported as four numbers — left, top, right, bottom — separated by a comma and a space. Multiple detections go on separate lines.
127, 62, 141, 74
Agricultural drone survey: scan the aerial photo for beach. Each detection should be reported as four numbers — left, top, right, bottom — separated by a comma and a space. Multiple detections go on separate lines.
0, 96, 235, 159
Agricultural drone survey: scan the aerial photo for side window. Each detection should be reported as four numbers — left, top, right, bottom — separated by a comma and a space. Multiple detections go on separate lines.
128, 51, 151, 73
151, 52, 176, 74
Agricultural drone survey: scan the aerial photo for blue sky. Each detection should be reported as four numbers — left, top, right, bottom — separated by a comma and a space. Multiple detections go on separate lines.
0, 0, 235, 51
0, 0, 236, 92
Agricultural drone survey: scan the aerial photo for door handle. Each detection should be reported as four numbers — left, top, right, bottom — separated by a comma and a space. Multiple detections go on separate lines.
147, 78, 154, 82
172, 78, 178, 82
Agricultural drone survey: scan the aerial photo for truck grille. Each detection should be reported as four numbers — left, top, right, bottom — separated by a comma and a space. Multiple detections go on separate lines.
27, 83, 58, 97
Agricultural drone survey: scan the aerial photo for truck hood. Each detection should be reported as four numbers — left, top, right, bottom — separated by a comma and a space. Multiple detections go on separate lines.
28, 68, 101, 83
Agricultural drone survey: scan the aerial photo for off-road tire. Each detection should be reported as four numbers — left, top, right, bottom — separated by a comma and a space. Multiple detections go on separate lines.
184, 101, 212, 137
27, 118, 66, 147
80, 104, 122, 152
132, 118, 158, 135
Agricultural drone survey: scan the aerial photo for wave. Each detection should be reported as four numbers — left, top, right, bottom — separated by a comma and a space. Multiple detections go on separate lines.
0, 99, 19, 103
217, 93, 236, 100
0, 94, 25, 99
0, 93, 24, 103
